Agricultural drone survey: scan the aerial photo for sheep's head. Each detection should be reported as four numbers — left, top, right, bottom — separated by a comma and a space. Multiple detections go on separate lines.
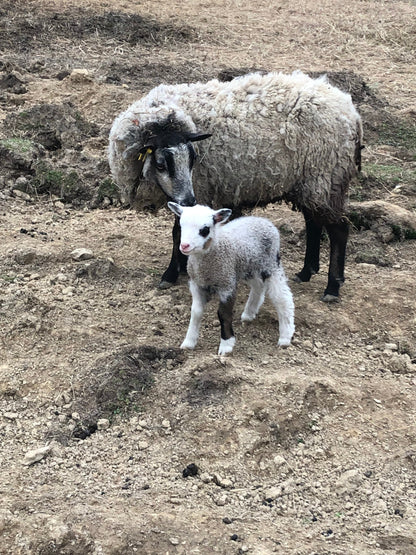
168, 203, 232, 255
127, 114, 211, 207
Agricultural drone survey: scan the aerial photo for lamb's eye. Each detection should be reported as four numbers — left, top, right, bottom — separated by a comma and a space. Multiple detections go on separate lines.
199, 226, 210, 238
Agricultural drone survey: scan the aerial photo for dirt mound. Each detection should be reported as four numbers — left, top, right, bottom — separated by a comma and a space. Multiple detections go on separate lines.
5, 102, 99, 151
52, 345, 186, 442
0, 5, 197, 50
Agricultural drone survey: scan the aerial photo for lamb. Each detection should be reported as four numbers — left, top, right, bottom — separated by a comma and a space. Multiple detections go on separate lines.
167, 202, 295, 355
108, 70, 363, 301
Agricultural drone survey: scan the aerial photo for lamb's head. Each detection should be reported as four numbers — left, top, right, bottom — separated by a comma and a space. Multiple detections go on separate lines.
168, 203, 232, 255
131, 114, 211, 207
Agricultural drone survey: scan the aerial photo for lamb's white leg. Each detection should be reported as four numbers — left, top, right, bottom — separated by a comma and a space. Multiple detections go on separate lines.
181, 281, 207, 350
241, 278, 266, 322
266, 269, 295, 347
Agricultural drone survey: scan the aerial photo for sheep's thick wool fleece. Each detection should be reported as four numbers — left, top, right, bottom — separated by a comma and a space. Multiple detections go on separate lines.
109, 71, 362, 217
187, 217, 281, 294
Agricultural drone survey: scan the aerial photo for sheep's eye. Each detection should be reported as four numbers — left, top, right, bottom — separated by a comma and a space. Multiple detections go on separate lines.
199, 226, 210, 238
155, 161, 166, 172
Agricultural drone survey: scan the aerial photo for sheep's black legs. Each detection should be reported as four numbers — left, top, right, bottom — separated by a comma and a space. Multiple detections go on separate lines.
218, 294, 236, 355
159, 217, 187, 289
322, 220, 349, 301
295, 211, 322, 283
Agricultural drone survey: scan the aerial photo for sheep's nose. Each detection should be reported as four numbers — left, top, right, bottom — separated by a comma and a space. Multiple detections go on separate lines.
183, 195, 196, 207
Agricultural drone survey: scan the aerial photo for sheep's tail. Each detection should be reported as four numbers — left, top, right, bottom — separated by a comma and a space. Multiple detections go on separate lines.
354, 119, 364, 173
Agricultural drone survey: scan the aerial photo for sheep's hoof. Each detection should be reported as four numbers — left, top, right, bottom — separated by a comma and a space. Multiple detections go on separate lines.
321, 293, 340, 303
159, 280, 175, 290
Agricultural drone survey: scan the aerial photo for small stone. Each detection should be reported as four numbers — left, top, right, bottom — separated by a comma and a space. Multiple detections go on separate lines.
264, 486, 281, 501
273, 455, 287, 467
138, 441, 149, 450
138, 419, 148, 428
222, 517, 233, 524
385, 343, 398, 351
22, 445, 52, 466
183, 463, 199, 478
97, 418, 110, 430
13, 189, 31, 201
71, 412, 80, 421
70, 248, 94, 261
214, 494, 228, 506
15, 176, 29, 188
161, 419, 171, 429
15, 249, 36, 265
169, 538, 179, 546
68, 69, 93, 83
200, 472, 212, 483
213, 473, 233, 489
3, 412, 18, 420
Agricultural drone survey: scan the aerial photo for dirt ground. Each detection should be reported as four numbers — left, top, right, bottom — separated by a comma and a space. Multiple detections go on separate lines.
1, 0, 416, 553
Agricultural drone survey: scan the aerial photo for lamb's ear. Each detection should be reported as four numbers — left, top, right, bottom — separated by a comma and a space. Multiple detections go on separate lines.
187, 132, 212, 143
213, 208, 232, 225
167, 202, 183, 217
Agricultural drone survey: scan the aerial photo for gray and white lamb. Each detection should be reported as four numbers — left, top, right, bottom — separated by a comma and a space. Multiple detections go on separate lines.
168, 202, 295, 356
108, 71, 363, 301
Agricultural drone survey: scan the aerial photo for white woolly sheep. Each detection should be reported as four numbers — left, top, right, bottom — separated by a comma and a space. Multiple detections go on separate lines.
167, 202, 295, 355
108, 71, 363, 301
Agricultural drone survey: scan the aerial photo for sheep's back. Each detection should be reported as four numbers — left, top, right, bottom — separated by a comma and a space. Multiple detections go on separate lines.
177, 73, 361, 215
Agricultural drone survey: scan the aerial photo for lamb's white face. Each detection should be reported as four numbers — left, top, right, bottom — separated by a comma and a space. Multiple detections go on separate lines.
167, 203, 232, 255
178, 206, 215, 255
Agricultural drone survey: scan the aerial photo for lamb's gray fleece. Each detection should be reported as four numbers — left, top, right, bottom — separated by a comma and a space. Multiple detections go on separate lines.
187, 216, 281, 299
109, 71, 363, 220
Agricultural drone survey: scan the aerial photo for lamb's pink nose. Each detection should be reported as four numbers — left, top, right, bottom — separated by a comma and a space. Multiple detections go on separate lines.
180, 243, 191, 253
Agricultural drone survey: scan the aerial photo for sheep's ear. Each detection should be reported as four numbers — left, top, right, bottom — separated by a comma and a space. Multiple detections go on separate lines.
187, 132, 212, 143
213, 208, 232, 225
168, 202, 183, 217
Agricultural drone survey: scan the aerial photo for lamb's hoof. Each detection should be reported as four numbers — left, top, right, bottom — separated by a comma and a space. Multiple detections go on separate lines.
321, 293, 340, 303
180, 341, 196, 350
159, 280, 175, 290
241, 312, 256, 323
218, 337, 235, 356
278, 338, 291, 348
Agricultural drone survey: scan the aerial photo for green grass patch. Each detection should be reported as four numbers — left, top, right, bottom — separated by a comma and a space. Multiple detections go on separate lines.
377, 121, 416, 157
364, 163, 416, 185
0, 137, 35, 154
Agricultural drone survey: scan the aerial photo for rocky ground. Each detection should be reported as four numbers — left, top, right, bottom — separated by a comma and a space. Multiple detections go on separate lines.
0, 1, 416, 553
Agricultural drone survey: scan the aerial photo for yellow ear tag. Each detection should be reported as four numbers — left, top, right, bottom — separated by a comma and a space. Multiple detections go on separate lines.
138, 147, 153, 162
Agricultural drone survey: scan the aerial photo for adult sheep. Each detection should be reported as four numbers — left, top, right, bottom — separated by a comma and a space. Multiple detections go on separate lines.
108, 71, 363, 301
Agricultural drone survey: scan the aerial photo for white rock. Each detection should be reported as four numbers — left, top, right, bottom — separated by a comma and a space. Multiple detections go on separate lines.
273, 455, 287, 468
264, 486, 281, 500
97, 418, 110, 430
138, 441, 149, 450
335, 469, 363, 494
70, 248, 94, 261
3, 412, 18, 420
13, 189, 31, 201
161, 419, 171, 429
22, 445, 52, 466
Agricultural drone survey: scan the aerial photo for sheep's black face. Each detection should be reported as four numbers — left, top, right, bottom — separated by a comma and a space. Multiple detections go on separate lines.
144, 143, 197, 207
139, 119, 211, 206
